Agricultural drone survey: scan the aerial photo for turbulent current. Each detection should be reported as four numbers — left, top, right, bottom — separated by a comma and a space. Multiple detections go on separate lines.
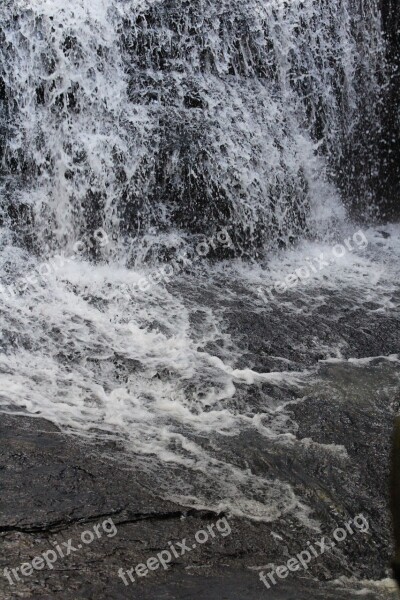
0, 0, 399, 538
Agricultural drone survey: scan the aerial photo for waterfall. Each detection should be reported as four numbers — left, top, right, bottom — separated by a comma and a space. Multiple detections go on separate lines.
0, 0, 385, 262
0, 1, 396, 526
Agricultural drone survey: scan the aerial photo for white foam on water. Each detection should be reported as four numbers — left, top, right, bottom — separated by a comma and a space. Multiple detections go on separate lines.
0, 0, 396, 526
0, 224, 399, 521
0, 248, 318, 523
330, 576, 398, 597
321, 355, 399, 365
232, 223, 400, 322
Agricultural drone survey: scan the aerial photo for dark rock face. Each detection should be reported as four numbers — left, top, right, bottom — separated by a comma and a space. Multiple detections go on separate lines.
378, 0, 400, 220
0, 411, 396, 600
343, 0, 400, 221
392, 417, 400, 585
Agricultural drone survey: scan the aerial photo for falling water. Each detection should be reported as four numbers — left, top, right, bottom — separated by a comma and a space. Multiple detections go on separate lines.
0, 0, 397, 527
0, 0, 385, 259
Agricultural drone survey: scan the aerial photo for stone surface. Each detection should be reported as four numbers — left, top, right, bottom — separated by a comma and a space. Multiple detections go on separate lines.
0, 405, 397, 599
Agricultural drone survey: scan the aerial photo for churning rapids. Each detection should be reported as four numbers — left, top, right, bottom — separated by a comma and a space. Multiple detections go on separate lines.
0, 2, 399, 594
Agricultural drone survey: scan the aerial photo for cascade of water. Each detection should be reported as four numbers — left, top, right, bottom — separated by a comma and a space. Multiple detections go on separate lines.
0, 0, 385, 262
0, 1, 397, 526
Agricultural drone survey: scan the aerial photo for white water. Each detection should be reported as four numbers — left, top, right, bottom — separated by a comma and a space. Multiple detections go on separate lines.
0, 0, 384, 256
0, 224, 399, 522
0, 0, 397, 524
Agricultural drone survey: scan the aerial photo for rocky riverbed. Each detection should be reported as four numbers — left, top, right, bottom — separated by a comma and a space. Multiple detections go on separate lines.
1, 230, 400, 599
